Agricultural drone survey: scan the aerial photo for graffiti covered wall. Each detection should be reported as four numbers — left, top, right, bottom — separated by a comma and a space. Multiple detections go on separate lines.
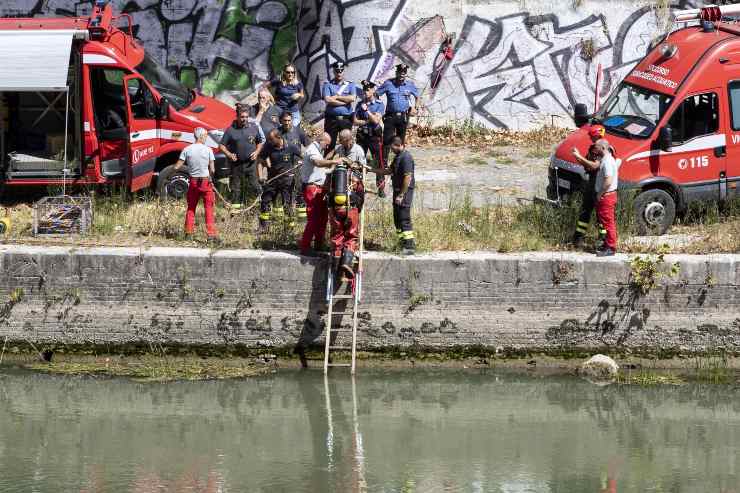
1, 0, 702, 129
294, 0, 702, 129
0, 0, 299, 105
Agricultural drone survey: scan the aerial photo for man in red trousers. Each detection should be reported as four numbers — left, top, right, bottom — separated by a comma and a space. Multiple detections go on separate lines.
174, 127, 218, 243
300, 132, 342, 256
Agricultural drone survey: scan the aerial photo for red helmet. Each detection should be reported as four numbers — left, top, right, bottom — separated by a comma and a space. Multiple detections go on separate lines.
588, 125, 606, 139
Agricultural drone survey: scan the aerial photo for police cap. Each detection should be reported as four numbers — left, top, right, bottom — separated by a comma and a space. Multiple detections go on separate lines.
361, 79, 376, 90
395, 63, 409, 74
331, 61, 345, 71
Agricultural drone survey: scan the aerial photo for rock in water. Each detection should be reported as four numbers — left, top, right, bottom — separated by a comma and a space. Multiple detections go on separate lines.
580, 354, 619, 381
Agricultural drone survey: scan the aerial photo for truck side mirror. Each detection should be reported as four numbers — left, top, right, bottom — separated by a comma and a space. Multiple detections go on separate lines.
658, 126, 672, 152
158, 98, 170, 120
573, 103, 589, 127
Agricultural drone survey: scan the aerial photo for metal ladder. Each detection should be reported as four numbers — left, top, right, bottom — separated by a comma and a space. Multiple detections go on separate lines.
323, 164, 366, 375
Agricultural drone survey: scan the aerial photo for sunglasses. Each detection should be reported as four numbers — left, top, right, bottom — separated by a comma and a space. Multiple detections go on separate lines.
334, 68, 344, 73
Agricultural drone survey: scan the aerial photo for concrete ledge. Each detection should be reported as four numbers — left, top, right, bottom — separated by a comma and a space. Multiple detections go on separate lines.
0, 245, 738, 354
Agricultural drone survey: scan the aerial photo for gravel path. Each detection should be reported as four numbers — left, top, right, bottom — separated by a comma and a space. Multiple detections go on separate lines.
404, 144, 551, 210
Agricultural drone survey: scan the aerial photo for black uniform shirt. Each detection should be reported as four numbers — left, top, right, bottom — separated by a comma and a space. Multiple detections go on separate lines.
252, 104, 282, 137
391, 150, 415, 192
221, 121, 264, 162
279, 126, 309, 149
259, 141, 302, 179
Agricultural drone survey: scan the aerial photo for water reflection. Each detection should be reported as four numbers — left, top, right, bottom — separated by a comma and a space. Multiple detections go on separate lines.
0, 369, 739, 492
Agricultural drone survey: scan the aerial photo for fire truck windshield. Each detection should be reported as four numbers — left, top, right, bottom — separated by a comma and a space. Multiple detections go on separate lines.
596, 82, 673, 139
136, 54, 193, 110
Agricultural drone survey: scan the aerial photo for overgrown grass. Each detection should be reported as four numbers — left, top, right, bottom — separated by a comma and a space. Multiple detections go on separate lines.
1, 187, 739, 253
25, 356, 270, 382
692, 353, 733, 384
410, 120, 570, 152
616, 370, 685, 385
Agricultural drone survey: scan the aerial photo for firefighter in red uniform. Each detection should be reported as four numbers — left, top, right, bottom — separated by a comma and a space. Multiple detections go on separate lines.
173, 127, 218, 243
327, 129, 367, 279
571, 125, 609, 249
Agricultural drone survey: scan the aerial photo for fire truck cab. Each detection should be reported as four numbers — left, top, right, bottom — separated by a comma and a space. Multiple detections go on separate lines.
548, 4, 740, 235
0, 0, 232, 198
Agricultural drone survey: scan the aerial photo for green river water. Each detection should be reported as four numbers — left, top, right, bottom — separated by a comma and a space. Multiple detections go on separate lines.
0, 368, 738, 492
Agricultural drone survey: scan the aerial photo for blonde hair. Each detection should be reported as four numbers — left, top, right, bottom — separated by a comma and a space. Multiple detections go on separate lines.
258, 88, 275, 105
281, 63, 299, 85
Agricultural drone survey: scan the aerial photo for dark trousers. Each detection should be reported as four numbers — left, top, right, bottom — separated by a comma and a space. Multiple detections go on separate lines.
574, 172, 597, 238
260, 177, 294, 224
393, 188, 414, 243
382, 112, 409, 164
324, 115, 353, 149
357, 131, 386, 190
229, 161, 259, 205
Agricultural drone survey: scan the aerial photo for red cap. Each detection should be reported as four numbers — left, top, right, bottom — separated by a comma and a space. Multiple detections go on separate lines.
588, 125, 606, 139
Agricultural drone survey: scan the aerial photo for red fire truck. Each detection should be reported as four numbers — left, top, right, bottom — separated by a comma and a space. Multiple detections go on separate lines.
0, 0, 233, 199
548, 4, 740, 234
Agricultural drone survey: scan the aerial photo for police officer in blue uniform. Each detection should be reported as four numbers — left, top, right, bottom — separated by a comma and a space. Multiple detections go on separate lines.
322, 61, 358, 149
376, 64, 420, 165
353, 80, 387, 197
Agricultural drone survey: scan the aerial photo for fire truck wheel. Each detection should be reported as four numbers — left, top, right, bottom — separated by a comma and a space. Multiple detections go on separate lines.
157, 165, 190, 200
634, 188, 675, 236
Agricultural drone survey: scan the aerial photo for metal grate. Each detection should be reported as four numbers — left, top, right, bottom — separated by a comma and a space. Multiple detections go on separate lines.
33, 196, 92, 236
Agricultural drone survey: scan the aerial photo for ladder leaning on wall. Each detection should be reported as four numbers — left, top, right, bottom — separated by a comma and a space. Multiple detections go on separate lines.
323, 163, 366, 375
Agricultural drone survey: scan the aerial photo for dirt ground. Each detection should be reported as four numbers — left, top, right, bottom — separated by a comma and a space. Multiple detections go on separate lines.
402, 143, 550, 210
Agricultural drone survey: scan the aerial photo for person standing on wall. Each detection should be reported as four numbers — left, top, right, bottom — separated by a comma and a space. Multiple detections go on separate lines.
570, 125, 607, 249
376, 64, 419, 165
322, 61, 357, 149
300, 132, 342, 256
252, 88, 281, 137
173, 127, 218, 243
370, 136, 416, 255
257, 129, 303, 233
265, 63, 305, 127
219, 105, 265, 211
277, 111, 310, 221
353, 80, 387, 197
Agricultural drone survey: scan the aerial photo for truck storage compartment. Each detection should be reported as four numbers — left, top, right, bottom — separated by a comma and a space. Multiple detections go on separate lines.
0, 29, 82, 179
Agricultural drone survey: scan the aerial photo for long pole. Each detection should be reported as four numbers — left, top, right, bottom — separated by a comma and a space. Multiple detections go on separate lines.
63, 88, 69, 197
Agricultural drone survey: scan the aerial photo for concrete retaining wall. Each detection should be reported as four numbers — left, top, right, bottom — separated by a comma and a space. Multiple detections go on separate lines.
0, 245, 738, 354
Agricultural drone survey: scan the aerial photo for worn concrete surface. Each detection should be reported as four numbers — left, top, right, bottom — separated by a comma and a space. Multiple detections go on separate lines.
0, 245, 737, 354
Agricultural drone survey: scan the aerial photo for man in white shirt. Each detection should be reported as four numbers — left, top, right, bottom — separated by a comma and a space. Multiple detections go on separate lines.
593, 139, 619, 256
173, 127, 218, 240
299, 132, 342, 255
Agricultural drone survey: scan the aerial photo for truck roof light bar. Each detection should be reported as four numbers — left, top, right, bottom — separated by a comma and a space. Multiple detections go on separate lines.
87, 0, 112, 40
674, 4, 740, 23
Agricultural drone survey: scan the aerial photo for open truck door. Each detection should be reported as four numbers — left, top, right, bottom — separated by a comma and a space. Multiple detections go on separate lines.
122, 74, 158, 191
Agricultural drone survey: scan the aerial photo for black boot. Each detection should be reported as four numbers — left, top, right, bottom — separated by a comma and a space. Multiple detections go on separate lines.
402, 239, 416, 255
340, 249, 355, 279
571, 233, 585, 250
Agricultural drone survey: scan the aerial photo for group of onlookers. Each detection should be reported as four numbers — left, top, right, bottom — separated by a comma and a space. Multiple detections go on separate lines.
175, 60, 620, 259
175, 61, 419, 265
